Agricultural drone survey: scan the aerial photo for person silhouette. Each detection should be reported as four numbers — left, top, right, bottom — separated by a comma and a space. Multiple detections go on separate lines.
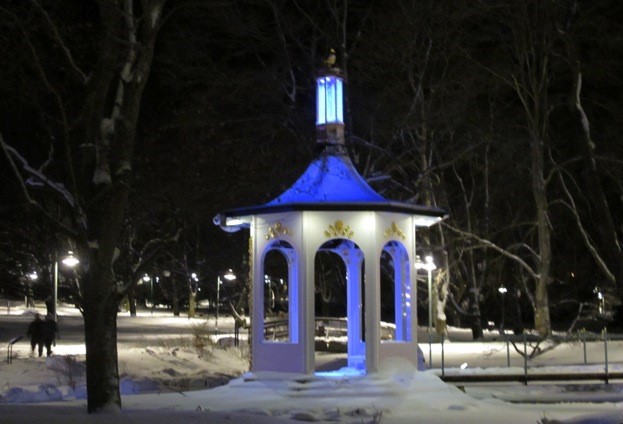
43, 314, 58, 356
27, 313, 45, 357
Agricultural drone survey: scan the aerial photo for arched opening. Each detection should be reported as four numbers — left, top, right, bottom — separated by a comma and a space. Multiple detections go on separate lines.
314, 238, 364, 373
261, 240, 297, 343
380, 241, 412, 343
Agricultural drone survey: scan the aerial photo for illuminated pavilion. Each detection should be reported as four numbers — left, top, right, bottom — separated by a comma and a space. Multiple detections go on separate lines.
214, 64, 447, 374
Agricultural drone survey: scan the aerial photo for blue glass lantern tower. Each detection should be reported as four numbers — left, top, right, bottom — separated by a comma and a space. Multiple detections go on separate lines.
316, 73, 345, 146
215, 56, 447, 376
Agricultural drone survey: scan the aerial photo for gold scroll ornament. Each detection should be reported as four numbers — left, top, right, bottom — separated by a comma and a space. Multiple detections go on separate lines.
324, 220, 354, 239
265, 221, 293, 240
384, 222, 406, 240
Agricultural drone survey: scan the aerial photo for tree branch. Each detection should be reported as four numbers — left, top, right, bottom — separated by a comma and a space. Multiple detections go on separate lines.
442, 222, 538, 281
556, 167, 615, 283
29, 0, 89, 84
1, 133, 79, 238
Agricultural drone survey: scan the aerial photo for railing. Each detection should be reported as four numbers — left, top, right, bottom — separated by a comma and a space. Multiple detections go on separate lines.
263, 317, 395, 343
7, 336, 22, 364
263, 318, 290, 341
436, 329, 623, 385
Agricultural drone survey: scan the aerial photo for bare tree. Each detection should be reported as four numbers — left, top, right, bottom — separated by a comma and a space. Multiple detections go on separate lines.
455, 0, 571, 336
349, 1, 484, 337
503, 1, 559, 336
0, 0, 165, 411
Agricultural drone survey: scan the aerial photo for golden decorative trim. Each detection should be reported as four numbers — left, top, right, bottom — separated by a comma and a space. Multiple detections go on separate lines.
265, 221, 292, 240
324, 220, 354, 239
384, 221, 406, 240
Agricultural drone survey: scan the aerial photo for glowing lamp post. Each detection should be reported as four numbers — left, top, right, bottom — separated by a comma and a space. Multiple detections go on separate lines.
189, 272, 199, 318
498, 286, 508, 333
162, 270, 171, 314
142, 274, 154, 315
54, 251, 79, 322
595, 288, 604, 315
215, 269, 236, 335
26, 271, 38, 307
415, 255, 436, 367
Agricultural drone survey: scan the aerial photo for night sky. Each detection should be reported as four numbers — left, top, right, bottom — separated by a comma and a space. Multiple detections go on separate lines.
1, 0, 622, 333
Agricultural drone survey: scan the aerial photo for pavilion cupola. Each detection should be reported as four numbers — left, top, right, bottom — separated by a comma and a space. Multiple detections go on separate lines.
316, 54, 345, 146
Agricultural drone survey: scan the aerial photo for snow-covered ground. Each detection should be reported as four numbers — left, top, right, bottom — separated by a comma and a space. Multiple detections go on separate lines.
1, 304, 623, 423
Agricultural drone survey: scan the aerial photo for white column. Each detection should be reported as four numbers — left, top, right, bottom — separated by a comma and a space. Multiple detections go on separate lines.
282, 248, 299, 343
302, 214, 316, 374
250, 219, 263, 372
364, 213, 380, 373
392, 248, 406, 341
345, 247, 365, 369
410, 217, 419, 352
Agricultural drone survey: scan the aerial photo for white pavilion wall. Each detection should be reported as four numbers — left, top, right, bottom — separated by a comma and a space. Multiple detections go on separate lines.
251, 213, 307, 373
301, 210, 377, 372
249, 210, 419, 374
376, 214, 419, 369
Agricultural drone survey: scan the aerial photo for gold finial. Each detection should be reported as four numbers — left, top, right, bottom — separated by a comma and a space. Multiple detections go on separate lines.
324, 48, 337, 67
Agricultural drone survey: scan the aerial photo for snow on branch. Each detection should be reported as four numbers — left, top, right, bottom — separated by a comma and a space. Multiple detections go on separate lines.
571, 71, 593, 150
1, 132, 79, 238
1, 133, 37, 207
121, 0, 137, 82
150, 2, 162, 28
117, 228, 182, 296
130, 228, 182, 275
2, 142, 76, 208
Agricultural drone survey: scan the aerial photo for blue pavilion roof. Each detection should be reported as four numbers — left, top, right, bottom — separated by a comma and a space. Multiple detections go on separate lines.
266, 153, 385, 204
214, 152, 447, 229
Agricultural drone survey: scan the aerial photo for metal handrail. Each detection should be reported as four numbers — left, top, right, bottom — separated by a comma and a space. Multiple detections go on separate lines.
7, 336, 22, 364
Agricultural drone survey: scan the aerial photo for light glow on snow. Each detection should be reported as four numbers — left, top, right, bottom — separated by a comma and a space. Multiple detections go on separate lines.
3, 304, 623, 423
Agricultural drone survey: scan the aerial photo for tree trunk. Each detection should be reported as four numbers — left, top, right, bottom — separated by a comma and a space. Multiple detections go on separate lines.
512, 288, 525, 334
172, 281, 180, 316
531, 136, 552, 336
83, 270, 121, 412
434, 266, 449, 338
128, 286, 137, 317
79, 5, 164, 410
469, 286, 483, 340
188, 287, 196, 318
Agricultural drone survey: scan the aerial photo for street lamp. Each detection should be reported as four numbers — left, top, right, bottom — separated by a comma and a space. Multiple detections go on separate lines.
26, 271, 38, 307
215, 269, 236, 334
54, 251, 79, 322
162, 270, 171, 314
595, 288, 604, 315
498, 285, 508, 333
189, 272, 199, 318
142, 274, 153, 315
415, 255, 436, 367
